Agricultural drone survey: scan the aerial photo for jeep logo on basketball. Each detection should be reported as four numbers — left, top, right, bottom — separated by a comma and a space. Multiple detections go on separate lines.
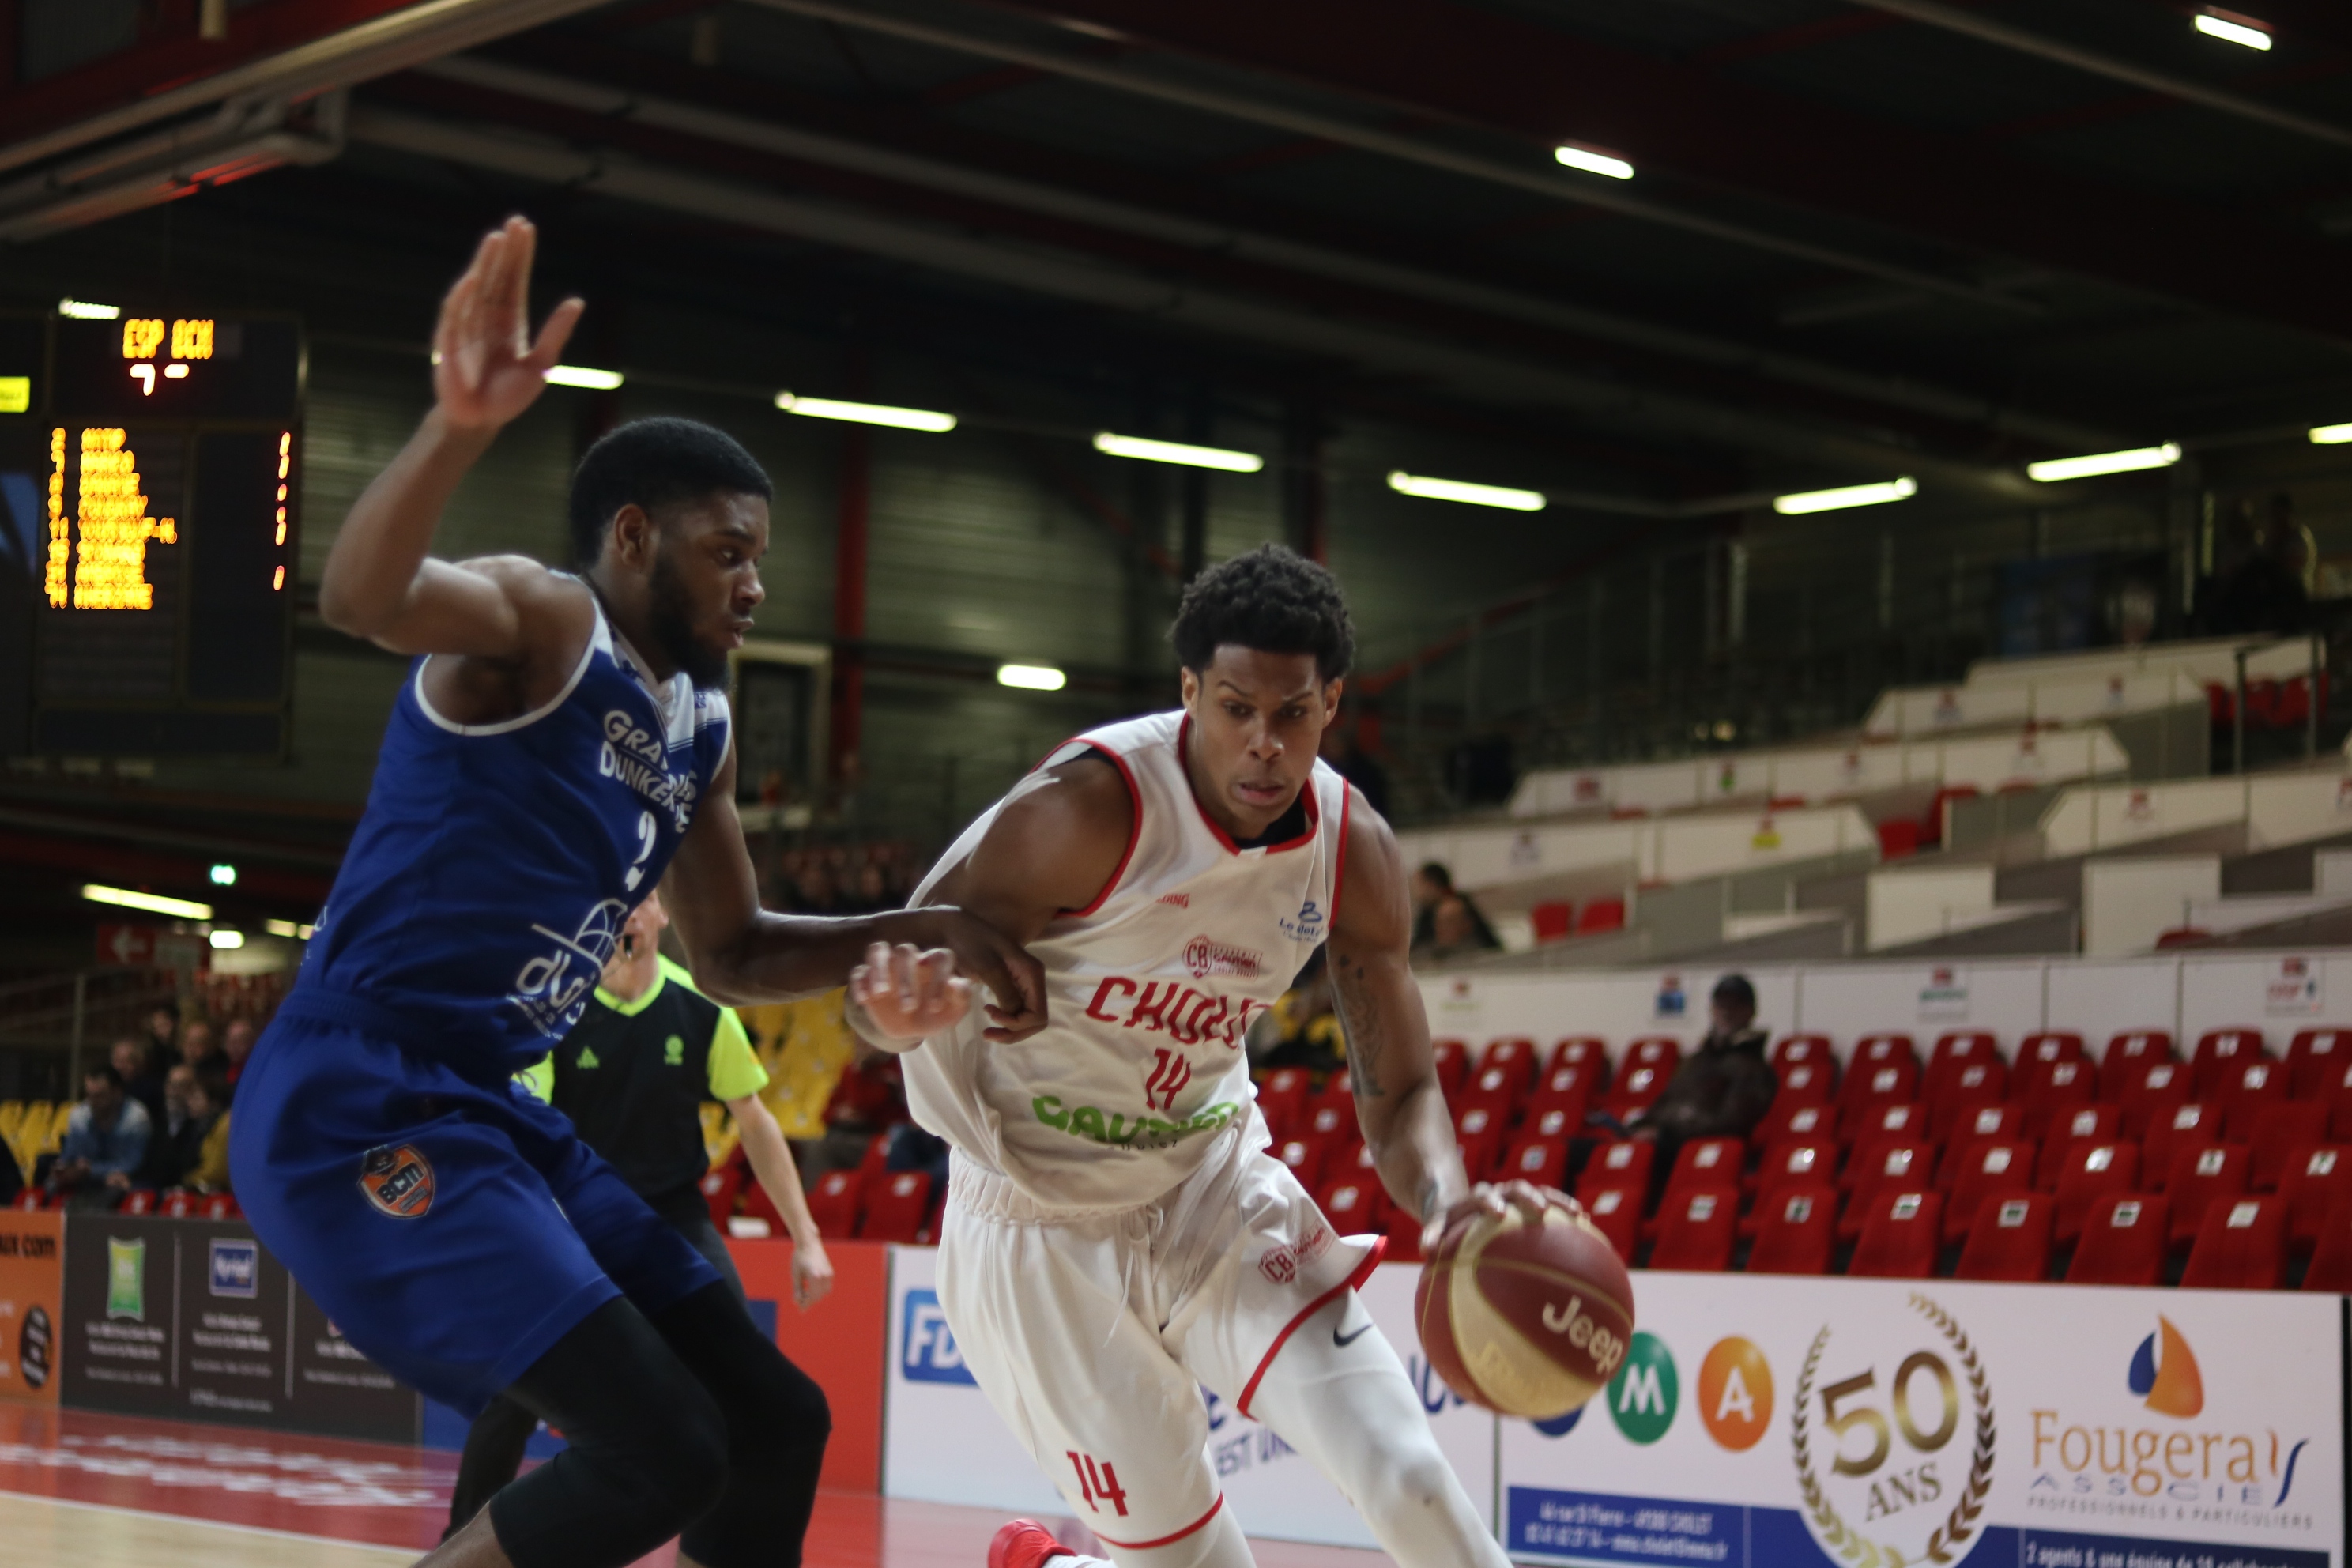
359, 1144, 435, 1219
1541, 1295, 1627, 1379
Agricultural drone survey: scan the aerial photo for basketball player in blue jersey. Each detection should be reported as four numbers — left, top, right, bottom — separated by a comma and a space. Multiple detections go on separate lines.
230, 217, 1044, 1568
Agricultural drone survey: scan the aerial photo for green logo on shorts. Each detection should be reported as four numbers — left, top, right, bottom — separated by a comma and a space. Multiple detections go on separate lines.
106, 1237, 145, 1321
1607, 1331, 1678, 1445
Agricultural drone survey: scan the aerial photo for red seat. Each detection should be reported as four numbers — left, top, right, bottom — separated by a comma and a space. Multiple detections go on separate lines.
1771, 1061, 1835, 1110
1317, 1178, 1388, 1231
2191, 1028, 2268, 1099
1277, 1136, 1330, 1192
1928, 1030, 2001, 1076
1879, 818, 1921, 858
1479, 1038, 1540, 1099
1454, 1106, 1506, 1180
1576, 899, 1626, 934
161, 1190, 195, 1219
2117, 1060, 2192, 1140
2304, 1193, 2352, 1291
1841, 1144, 1930, 1239
1852, 1033, 1918, 1073
2287, 1028, 2352, 1098
1649, 1189, 1736, 1272
1577, 1139, 1656, 1204
2068, 1193, 2171, 1287
1664, 1137, 1744, 1201
1257, 1068, 1315, 1139
2021, 1031, 2086, 1068
2101, 1030, 2176, 1100
1921, 786, 1977, 845
1498, 1136, 1569, 1192
2180, 1196, 2287, 1290
2330, 1062, 2352, 1142
1527, 1064, 1593, 1126
1757, 1099, 1840, 1150
1625, 1037, 1682, 1078
1943, 1138, 2037, 1245
1755, 1140, 1839, 1216
1841, 1058, 1920, 1114
9, 1191, 40, 1212
1603, 1065, 1668, 1118
1925, 1059, 2008, 1142
1383, 1206, 1424, 1264
1304, 1100, 1356, 1145
119, 1190, 156, 1216
1772, 1033, 1834, 1073
1846, 1103, 1932, 1180
1747, 1185, 1838, 1275
1529, 901, 1575, 944
1944, 1102, 2022, 1149
858, 1170, 937, 1243
2017, 1057, 2096, 1141
2242, 1102, 2328, 1190
2167, 1143, 2251, 1246
1580, 1185, 1640, 1262
2034, 1106, 2124, 1188
1458, 1064, 1521, 1125
1954, 1193, 2052, 1282
1849, 1189, 1943, 1279
805, 1169, 863, 1236
1551, 1037, 1610, 1090
2278, 1145, 2352, 1250
699, 1160, 744, 1228
2051, 1140, 2140, 1245
2214, 1058, 2286, 1129
2143, 1102, 2215, 1182
201, 1193, 239, 1220
1522, 1105, 1582, 1146
1429, 1040, 1469, 1099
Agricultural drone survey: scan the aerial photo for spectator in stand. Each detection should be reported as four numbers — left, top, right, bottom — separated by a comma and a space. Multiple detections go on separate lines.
220, 1018, 256, 1102
1248, 950, 1347, 1076
111, 1037, 167, 1132
136, 1064, 212, 1189
2199, 494, 2309, 637
1627, 975, 1774, 1170
1409, 862, 1498, 958
848, 859, 895, 914
144, 1006, 179, 1069
799, 1043, 907, 1181
51, 1064, 152, 1208
182, 1069, 233, 1193
178, 1020, 220, 1072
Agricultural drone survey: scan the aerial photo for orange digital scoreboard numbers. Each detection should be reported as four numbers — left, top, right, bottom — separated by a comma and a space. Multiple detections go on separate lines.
0, 310, 303, 759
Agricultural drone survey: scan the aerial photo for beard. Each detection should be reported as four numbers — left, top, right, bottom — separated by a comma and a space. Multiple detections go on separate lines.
647, 548, 732, 692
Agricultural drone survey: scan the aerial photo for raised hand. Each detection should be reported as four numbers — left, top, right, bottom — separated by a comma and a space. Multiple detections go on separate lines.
1423, 1180, 1581, 1253
849, 941, 974, 1042
432, 216, 584, 434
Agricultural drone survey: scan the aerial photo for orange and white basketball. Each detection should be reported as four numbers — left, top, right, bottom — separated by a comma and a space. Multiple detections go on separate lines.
1414, 1201, 1635, 1420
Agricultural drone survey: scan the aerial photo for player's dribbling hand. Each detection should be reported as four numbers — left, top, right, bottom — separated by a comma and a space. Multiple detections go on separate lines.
849, 941, 973, 1042
791, 1235, 835, 1313
1423, 1180, 1581, 1254
432, 216, 584, 435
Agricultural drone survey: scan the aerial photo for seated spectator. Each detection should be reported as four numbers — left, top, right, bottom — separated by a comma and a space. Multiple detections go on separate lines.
1409, 862, 1498, 958
1627, 975, 1774, 1165
144, 1006, 179, 1070
179, 1020, 220, 1072
220, 1018, 256, 1102
135, 1064, 212, 1189
1249, 951, 1346, 1075
183, 1069, 232, 1193
111, 1036, 167, 1132
51, 1065, 153, 1209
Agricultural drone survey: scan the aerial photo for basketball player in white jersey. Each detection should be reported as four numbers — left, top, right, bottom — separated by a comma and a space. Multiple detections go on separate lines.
846, 545, 1551, 1568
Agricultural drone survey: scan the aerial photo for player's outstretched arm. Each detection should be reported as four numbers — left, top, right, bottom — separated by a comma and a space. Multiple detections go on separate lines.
1328, 792, 1558, 1246
665, 744, 1050, 1042
317, 216, 586, 659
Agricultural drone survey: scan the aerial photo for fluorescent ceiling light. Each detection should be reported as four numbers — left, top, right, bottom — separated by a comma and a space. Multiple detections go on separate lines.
209, 929, 245, 950
1092, 432, 1265, 473
1773, 477, 1917, 515
776, 393, 956, 432
2194, 11, 2271, 49
544, 364, 624, 390
2026, 443, 2181, 483
997, 663, 1067, 691
83, 884, 211, 920
263, 918, 317, 940
208, 863, 236, 886
1554, 145, 1634, 181
2310, 422, 2352, 445
57, 299, 121, 320
1387, 470, 1546, 511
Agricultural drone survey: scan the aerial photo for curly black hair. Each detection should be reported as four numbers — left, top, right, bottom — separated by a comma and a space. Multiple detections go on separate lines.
1169, 544, 1355, 680
567, 417, 772, 567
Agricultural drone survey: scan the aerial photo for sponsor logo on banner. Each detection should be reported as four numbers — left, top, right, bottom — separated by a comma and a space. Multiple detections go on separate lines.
19, 1305, 50, 1389
105, 1238, 144, 1321
1608, 1332, 1679, 1446
1699, 1338, 1774, 1452
900, 1289, 977, 1386
1511, 831, 1541, 869
1752, 818, 1782, 851
1919, 967, 1969, 1021
1793, 1293, 1996, 1566
1656, 976, 1687, 1020
2129, 1317, 2203, 1417
2265, 956, 2324, 1017
207, 1239, 258, 1299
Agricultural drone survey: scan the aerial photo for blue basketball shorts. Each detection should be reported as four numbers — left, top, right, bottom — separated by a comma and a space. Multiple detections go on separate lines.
228, 995, 720, 1417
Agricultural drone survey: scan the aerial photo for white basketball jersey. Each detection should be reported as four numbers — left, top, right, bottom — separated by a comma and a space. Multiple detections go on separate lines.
904, 709, 1352, 1211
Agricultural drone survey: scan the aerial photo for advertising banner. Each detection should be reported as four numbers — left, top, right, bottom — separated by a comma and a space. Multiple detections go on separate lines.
729, 1236, 888, 1491
0, 1209, 62, 1402
1501, 1274, 2343, 1568
883, 1251, 1494, 1547
61, 1216, 415, 1442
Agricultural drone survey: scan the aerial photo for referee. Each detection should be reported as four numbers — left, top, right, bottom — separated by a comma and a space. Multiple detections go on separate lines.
446, 890, 834, 1536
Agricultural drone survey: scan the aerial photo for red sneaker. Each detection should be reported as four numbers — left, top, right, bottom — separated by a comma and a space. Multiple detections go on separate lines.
988, 1518, 1076, 1568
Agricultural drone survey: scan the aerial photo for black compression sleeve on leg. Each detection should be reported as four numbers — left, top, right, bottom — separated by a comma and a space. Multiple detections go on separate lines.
488, 1297, 729, 1568
656, 1281, 831, 1568
444, 1394, 538, 1540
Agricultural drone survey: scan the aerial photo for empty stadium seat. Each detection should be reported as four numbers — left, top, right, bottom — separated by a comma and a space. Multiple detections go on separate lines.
2243, 1103, 2328, 1190
1529, 901, 1575, 944
1947, 1102, 2022, 1147
1930, 1031, 2001, 1073
2278, 1145, 2352, 1250
1604, 1065, 1668, 1118
859, 1170, 937, 1243
1849, 1102, 1931, 1163
1499, 1136, 1569, 1191
1384, 1206, 1425, 1264
119, 1190, 156, 1216
1649, 1189, 1736, 1272
2101, 1030, 2175, 1100
1849, 1190, 1943, 1278
1842, 1144, 1931, 1239
2068, 1194, 2170, 1287
1954, 1193, 2053, 1282
1304, 1100, 1356, 1144
1843, 1058, 1920, 1114
1664, 1137, 1744, 1203
201, 1194, 238, 1221
1878, 819, 1921, 859
2215, 1060, 2286, 1133
2303, 1194, 2352, 1291
1772, 1032, 1832, 1068
2180, 1197, 2287, 1290
1454, 1106, 1506, 1179
2167, 1143, 2251, 1246
1553, 1037, 1609, 1089
1430, 1040, 1469, 1098
805, 1170, 861, 1235
1626, 1037, 1682, 1076
1528, 1064, 1594, 1125
1748, 1185, 1838, 1275
1926, 1060, 2007, 1142
1943, 1139, 2037, 1245
1459, 1065, 1521, 1125
699, 1162, 744, 1228
1581, 1185, 1639, 1262
9, 1191, 40, 1212
1758, 1099, 1840, 1149
1318, 1178, 1386, 1231
1576, 899, 1626, 935
1755, 1139, 1838, 1211
1772, 1061, 1834, 1110
2143, 1102, 2214, 1181
2288, 1028, 2352, 1098
2191, 1028, 2267, 1098
2018, 1057, 2096, 1140
2052, 1141, 2141, 1246
1257, 1068, 1315, 1137
1577, 1139, 1655, 1204
1277, 1136, 1330, 1191
2034, 1106, 2122, 1187
1481, 1038, 1541, 1093
2118, 1060, 2192, 1140
1523, 1105, 1581, 1145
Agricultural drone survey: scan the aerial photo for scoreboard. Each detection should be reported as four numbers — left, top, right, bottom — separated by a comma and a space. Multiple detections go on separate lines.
0, 310, 303, 759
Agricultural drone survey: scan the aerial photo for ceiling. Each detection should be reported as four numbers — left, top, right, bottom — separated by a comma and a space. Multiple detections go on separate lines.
5, 0, 2352, 517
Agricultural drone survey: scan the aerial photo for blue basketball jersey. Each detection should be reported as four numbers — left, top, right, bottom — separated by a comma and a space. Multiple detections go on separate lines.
292, 594, 731, 1080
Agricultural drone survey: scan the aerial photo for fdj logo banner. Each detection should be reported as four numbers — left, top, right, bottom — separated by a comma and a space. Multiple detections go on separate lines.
1794, 1292, 1996, 1566
901, 1289, 977, 1386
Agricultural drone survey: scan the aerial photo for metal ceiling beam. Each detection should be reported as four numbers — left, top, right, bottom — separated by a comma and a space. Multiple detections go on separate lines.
1844, 0, 2352, 151
740, 0, 2040, 317
418, 54, 2113, 449
342, 103, 2041, 502
941, 0, 2352, 342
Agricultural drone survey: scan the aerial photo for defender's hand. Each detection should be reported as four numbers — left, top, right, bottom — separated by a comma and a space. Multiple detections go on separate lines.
849, 942, 971, 1042
432, 216, 583, 434
791, 1235, 835, 1312
1423, 1180, 1579, 1254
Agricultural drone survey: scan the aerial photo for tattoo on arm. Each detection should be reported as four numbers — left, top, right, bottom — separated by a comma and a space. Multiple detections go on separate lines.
1332, 952, 1387, 1100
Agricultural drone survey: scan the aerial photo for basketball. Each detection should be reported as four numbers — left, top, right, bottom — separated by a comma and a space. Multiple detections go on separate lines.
1415, 1201, 1636, 1421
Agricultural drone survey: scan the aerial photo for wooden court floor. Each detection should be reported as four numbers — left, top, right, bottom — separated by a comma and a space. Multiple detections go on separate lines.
0, 1403, 1391, 1566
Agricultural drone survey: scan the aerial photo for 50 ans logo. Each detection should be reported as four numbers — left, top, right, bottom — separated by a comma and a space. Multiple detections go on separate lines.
1793, 1293, 1995, 1567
